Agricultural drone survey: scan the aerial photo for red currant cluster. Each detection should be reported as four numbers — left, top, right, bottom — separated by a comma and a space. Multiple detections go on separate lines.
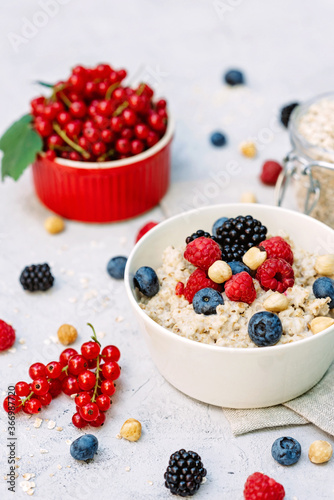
3, 324, 120, 428
30, 63, 168, 163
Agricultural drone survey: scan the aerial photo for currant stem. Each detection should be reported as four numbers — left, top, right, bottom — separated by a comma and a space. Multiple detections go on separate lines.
113, 101, 128, 116
20, 391, 34, 407
105, 82, 120, 100
58, 91, 72, 108
86, 323, 101, 346
53, 123, 90, 159
91, 356, 101, 403
97, 149, 115, 162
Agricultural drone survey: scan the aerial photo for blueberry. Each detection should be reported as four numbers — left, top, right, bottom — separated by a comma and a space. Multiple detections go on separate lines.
271, 436, 301, 466
107, 256, 127, 280
210, 132, 227, 147
248, 311, 283, 347
134, 266, 159, 297
313, 277, 334, 308
70, 434, 98, 461
228, 261, 252, 276
193, 288, 224, 315
212, 217, 228, 237
280, 102, 299, 128
224, 69, 245, 86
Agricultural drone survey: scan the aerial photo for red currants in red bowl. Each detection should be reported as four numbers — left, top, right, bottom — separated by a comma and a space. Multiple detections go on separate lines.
0, 63, 174, 222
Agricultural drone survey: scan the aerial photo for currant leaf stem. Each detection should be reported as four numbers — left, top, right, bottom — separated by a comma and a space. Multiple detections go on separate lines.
53, 123, 90, 159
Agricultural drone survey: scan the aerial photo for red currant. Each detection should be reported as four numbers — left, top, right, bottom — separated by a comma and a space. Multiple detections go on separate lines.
97, 100, 113, 117
46, 361, 62, 379
57, 111, 71, 126
131, 139, 144, 155
94, 115, 109, 129
122, 108, 137, 126
96, 394, 111, 411
48, 379, 62, 398
84, 81, 97, 99
69, 74, 86, 92
102, 361, 120, 381
81, 341, 100, 360
77, 370, 96, 391
115, 138, 130, 154
65, 120, 81, 139
101, 345, 121, 362
101, 129, 114, 144
117, 69, 127, 81
97, 81, 108, 97
83, 127, 100, 143
31, 96, 45, 112
100, 379, 115, 396
75, 391, 92, 407
128, 94, 145, 112
83, 119, 95, 129
43, 104, 58, 121
35, 118, 52, 137
112, 87, 125, 101
92, 141, 106, 156
87, 357, 98, 369
67, 91, 80, 102
29, 362, 46, 380
89, 410, 106, 427
37, 392, 52, 406
70, 101, 87, 118
95, 63, 112, 79
110, 116, 124, 133
140, 83, 154, 98
148, 112, 165, 131
47, 134, 64, 149
45, 150, 56, 161
3, 395, 22, 413
72, 412, 87, 428
88, 104, 98, 117
32, 377, 49, 396
68, 355, 88, 375
72, 65, 87, 78
121, 127, 134, 140
109, 71, 118, 84
156, 99, 167, 109
134, 123, 149, 140
78, 136, 91, 151
15, 381, 30, 397
79, 402, 99, 422
62, 375, 80, 396
25, 398, 42, 414
146, 130, 160, 147
52, 101, 64, 114
59, 348, 78, 367
69, 151, 82, 161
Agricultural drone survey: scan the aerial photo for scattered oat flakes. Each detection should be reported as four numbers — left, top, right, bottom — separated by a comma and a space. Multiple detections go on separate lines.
22, 473, 32, 480
116, 433, 122, 440
4, 475, 7, 480
97, 331, 106, 339
19, 338, 26, 344
148, 481, 153, 486
56, 427, 63, 432
33, 418, 43, 429
115, 316, 124, 323
69, 297, 77, 304
120, 237, 127, 245
47, 420, 56, 430
13, 308, 19, 313
49, 473, 54, 477
8, 347, 16, 353
21, 345, 28, 350
57, 465, 62, 470
125, 466, 131, 472
1, 391, 6, 396
67, 270, 75, 277
25, 314, 30, 319
8, 364, 12, 367
66, 440, 72, 445
27, 488, 34, 496
40, 449, 48, 454
66, 465, 71, 468
43, 339, 51, 345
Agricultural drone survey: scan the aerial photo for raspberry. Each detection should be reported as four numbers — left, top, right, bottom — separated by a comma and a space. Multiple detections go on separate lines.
0, 320, 16, 351
260, 236, 294, 265
244, 472, 285, 500
135, 221, 159, 243
184, 269, 222, 303
256, 258, 294, 293
260, 161, 283, 186
225, 272, 256, 304
184, 237, 221, 271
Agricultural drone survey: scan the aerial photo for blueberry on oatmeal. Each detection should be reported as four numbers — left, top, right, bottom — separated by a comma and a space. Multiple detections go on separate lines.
248, 311, 283, 347
313, 277, 334, 308
134, 266, 159, 297
193, 288, 224, 315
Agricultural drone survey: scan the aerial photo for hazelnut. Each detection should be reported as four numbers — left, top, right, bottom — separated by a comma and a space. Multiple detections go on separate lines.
308, 440, 332, 464
240, 192, 257, 203
309, 317, 334, 334
120, 418, 142, 442
57, 324, 78, 345
44, 215, 65, 235
315, 254, 334, 276
263, 292, 289, 312
239, 141, 257, 159
242, 247, 267, 270
208, 261, 232, 284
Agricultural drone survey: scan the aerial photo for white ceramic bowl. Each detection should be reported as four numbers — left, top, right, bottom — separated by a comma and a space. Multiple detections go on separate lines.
125, 204, 334, 408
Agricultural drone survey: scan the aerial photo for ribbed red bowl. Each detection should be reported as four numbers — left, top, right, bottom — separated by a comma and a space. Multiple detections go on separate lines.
32, 118, 174, 223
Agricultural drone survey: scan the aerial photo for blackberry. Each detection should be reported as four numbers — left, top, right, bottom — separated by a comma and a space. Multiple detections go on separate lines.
186, 230, 218, 245
215, 215, 267, 262
20, 263, 54, 292
164, 449, 207, 497
280, 102, 299, 128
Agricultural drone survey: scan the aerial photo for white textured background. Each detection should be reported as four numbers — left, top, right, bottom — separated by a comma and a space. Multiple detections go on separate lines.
0, 1, 334, 499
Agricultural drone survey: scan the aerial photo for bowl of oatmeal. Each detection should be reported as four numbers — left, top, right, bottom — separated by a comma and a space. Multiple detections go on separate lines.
125, 204, 334, 408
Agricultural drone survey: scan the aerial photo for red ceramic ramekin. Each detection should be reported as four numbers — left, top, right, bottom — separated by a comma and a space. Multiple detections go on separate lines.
32, 118, 174, 223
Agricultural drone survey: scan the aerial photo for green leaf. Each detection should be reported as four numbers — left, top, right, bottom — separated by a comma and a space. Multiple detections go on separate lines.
35, 80, 54, 88
0, 114, 43, 181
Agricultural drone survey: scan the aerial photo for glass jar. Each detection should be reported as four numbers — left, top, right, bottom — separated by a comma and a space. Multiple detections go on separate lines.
276, 93, 334, 227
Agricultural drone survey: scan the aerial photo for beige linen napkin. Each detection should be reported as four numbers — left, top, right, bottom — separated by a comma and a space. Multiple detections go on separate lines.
223, 363, 334, 436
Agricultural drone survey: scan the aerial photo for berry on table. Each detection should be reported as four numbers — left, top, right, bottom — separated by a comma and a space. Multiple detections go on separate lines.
164, 449, 207, 497
48, 379, 62, 398
31, 378, 49, 396
193, 288, 224, 315
3, 395, 22, 414
68, 354, 88, 375
15, 381, 30, 397
134, 267, 159, 297
184, 237, 221, 271
271, 436, 301, 466
72, 412, 87, 429
224, 69, 245, 86
260, 236, 294, 265
280, 102, 299, 128
79, 402, 99, 422
313, 277, 334, 308
45, 361, 62, 379
57, 324, 78, 346
70, 434, 98, 461
215, 215, 267, 262
101, 344, 120, 362
81, 341, 100, 360
101, 360, 120, 381
38, 393, 52, 406
77, 370, 96, 391
243, 472, 285, 500
25, 398, 42, 414
100, 379, 115, 396
260, 160, 283, 186
212, 217, 228, 237
75, 392, 92, 408
210, 131, 227, 147
89, 411, 106, 427
256, 258, 294, 293
62, 375, 80, 396
184, 269, 222, 304
96, 394, 111, 412
106, 256, 127, 280
135, 221, 159, 242
59, 347, 78, 366
29, 362, 46, 380
225, 272, 256, 304
248, 311, 283, 347
19, 263, 54, 292
0, 320, 16, 351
